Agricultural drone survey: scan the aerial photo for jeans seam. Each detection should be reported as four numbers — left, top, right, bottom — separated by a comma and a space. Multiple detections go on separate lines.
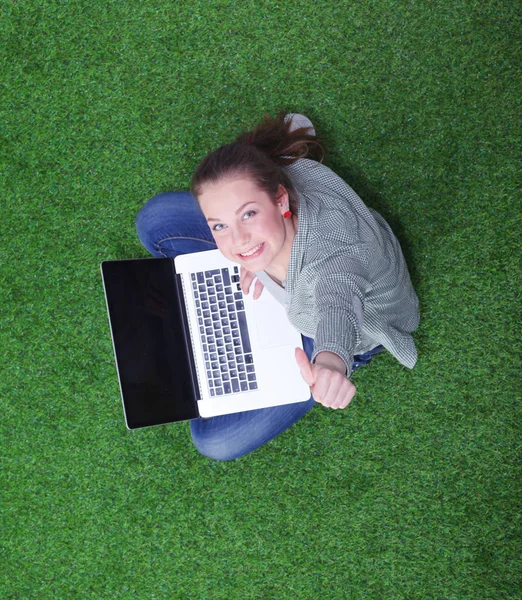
156, 235, 216, 257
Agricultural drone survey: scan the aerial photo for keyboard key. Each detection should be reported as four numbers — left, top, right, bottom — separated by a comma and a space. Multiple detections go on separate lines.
232, 379, 240, 393
224, 382, 232, 394
240, 381, 248, 391
249, 382, 258, 390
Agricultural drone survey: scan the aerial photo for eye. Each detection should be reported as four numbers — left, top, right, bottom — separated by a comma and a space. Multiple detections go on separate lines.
243, 210, 256, 220
212, 223, 226, 232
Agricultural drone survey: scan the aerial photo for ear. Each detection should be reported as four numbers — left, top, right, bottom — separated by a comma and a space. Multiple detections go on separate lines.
275, 184, 289, 209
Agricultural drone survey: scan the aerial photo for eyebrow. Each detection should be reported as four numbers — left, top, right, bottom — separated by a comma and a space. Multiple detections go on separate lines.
207, 201, 257, 223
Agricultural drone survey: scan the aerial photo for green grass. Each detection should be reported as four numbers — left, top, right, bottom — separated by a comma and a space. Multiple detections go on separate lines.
1, 0, 520, 598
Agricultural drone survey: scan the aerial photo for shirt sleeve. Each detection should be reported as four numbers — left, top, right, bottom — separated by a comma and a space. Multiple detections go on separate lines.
309, 240, 371, 374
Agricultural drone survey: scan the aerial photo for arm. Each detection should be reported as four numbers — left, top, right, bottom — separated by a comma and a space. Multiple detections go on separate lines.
310, 243, 371, 373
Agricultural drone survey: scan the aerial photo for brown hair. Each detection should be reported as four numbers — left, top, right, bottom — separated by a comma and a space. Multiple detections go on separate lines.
191, 111, 325, 215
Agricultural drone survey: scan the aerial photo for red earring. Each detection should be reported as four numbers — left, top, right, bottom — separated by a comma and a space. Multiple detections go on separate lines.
283, 210, 292, 219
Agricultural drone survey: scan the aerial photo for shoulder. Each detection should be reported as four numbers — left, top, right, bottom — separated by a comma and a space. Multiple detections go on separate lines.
285, 159, 365, 215
284, 158, 341, 188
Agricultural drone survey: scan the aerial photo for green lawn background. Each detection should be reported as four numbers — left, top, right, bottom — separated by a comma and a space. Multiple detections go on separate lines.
1, 1, 520, 598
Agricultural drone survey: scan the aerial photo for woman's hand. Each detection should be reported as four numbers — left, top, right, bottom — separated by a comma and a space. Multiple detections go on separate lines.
240, 266, 264, 299
295, 348, 356, 409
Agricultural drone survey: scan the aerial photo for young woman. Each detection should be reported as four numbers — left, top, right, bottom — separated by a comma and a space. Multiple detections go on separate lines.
136, 112, 420, 460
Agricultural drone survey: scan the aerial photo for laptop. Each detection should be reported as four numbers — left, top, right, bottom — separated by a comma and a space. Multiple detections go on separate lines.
101, 249, 310, 429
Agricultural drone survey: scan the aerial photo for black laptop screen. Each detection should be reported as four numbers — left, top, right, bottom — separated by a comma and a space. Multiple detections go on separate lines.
102, 258, 199, 428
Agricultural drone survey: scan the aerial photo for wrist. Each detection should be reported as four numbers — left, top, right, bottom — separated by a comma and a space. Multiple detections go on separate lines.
314, 351, 348, 376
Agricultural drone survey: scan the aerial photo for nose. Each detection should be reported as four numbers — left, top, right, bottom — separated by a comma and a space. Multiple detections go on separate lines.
231, 227, 250, 250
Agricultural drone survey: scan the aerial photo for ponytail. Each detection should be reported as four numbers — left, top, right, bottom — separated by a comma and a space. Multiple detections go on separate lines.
235, 111, 324, 166
191, 111, 325, 214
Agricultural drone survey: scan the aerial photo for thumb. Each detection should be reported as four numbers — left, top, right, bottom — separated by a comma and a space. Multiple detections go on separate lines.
295, 347, 316, 387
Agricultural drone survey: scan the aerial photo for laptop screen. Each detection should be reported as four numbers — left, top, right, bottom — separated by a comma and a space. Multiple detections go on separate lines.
101, 258, 199, 428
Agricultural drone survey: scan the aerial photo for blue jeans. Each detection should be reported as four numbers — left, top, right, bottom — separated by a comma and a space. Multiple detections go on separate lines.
136, 191, 382, 460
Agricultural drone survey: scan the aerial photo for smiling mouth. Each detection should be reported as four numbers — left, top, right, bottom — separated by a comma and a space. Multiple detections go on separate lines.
238, 243, 264, 258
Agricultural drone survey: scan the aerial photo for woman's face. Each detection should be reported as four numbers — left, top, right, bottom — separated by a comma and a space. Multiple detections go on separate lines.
198, 176, 292, 272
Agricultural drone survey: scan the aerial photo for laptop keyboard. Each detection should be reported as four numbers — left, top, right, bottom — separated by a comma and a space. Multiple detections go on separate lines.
191, 266, 258, 397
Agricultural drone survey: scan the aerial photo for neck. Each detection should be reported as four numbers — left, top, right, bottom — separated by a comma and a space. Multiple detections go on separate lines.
264, 214, 298, 284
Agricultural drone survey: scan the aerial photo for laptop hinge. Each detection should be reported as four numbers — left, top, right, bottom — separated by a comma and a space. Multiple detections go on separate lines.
173, 264, 201, 416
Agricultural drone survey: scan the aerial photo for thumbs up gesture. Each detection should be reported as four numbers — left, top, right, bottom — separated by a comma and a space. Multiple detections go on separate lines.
295, 348, 357, 410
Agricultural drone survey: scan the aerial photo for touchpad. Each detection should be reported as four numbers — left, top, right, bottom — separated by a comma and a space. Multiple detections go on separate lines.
254, 293, 294, 349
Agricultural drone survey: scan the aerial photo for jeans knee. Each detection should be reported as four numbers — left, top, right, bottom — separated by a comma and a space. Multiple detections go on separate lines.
190, 421, 245, 461
136, 192, 189, 248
